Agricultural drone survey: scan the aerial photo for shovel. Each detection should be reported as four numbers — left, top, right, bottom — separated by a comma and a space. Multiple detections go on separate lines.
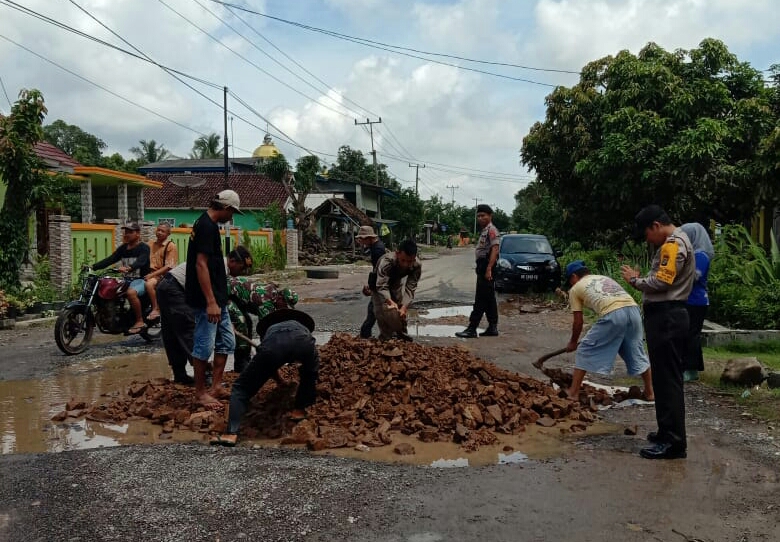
532, 347, 568, 370
234, 329, 260, 347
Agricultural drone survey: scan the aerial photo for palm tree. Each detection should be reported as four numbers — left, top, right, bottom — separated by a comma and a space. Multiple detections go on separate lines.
189, 133, 223, 159
129, 139, 172, 164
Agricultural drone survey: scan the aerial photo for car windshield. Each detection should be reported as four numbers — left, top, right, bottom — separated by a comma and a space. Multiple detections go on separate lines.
501, 237, 553, 255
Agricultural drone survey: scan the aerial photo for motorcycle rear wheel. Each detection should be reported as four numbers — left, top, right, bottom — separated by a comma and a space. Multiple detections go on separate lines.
140, 315, 162, 342
55, 306, 95, 355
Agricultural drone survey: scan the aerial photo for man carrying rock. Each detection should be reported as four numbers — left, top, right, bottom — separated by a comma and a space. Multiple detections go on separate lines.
621, 204, 694, 460
373, 239, 421, 341
456, 204, 500, 338
356, 225, 386, 338
210, 309, 318, 447
562, 260, 654, 402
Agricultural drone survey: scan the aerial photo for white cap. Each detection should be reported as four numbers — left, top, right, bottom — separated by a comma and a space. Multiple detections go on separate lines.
214, 189, 243, 214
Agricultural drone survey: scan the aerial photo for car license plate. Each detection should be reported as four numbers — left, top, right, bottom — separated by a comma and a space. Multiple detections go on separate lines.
520, 274, 538, 281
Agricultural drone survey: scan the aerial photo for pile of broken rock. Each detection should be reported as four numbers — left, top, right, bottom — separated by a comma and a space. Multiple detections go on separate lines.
59, 334, 616, 451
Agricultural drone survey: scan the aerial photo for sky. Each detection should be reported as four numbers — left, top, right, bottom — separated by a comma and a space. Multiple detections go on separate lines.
0, 0, 778, 211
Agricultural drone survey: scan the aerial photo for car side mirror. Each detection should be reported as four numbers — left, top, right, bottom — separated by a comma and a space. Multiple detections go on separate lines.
555, 250, 563, 257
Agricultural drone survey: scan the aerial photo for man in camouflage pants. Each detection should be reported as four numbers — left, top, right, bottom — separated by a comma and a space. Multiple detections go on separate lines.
228, 278, 299, 372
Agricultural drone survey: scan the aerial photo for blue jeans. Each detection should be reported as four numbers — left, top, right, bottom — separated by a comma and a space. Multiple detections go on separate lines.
191, 306, 235, 360
129, 278, 146, 296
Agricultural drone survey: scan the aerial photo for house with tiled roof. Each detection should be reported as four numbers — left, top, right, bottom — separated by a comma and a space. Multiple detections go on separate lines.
143, 172, 290, 230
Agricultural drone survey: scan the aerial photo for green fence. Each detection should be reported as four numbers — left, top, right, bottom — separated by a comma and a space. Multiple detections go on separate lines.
71, 224, 116, 282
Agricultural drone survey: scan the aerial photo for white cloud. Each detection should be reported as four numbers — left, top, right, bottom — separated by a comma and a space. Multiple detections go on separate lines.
1, 0, 776, 210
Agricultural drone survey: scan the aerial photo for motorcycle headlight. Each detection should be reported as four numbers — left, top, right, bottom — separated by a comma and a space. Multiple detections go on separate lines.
497, 258, 511, 269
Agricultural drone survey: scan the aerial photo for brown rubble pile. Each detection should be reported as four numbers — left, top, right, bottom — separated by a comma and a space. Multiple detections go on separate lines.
58, 334, 616, 451
299, 231, 365, 266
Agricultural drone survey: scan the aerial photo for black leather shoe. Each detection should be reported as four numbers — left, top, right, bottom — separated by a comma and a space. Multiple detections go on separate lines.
455, 328, 478, 338
480, 327, 499, 337
647, 431, 661, 443
639, 443, 687, 460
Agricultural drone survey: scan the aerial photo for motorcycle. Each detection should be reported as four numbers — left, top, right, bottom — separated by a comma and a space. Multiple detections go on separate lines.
55, 268, 162, 355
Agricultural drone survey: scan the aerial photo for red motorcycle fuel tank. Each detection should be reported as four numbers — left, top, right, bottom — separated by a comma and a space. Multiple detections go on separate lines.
97, 277, 127, 300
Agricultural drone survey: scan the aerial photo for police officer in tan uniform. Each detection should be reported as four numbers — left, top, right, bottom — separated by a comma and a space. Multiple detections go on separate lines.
456, 204, 500, 338
622, 205, 695, 460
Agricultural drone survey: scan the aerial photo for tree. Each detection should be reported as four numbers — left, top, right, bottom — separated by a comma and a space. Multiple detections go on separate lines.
189, 133, 223, 159
511, 180, 564, 239
491, 208, 511, 232
43, 119, 106, 165
328, 145, 398, 189
0, 89, 48, 287
130, 139, 171, 164
382, 188, 425, 239
521, 39, 779, 245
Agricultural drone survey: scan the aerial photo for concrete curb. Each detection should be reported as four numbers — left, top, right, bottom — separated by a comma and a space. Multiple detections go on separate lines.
14, 316, 58, 328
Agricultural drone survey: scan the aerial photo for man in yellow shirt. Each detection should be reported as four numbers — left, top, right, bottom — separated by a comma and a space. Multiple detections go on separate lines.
564, 260, 654, 402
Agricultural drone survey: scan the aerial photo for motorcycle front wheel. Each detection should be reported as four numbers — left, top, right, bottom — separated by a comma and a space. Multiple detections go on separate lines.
55, 306, 95, 355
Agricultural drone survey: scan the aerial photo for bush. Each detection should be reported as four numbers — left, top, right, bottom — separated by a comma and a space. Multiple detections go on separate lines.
242, 230, 286, 273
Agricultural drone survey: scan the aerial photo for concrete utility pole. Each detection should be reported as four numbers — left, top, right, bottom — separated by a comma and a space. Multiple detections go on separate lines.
446, 184, 459, 205
473, 197, 482, 235
355, 117, 382, 218
408, 163, 425, 196
354, 117, 382, 186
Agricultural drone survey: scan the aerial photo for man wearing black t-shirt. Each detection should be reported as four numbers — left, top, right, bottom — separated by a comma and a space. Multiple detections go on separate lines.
185, 189, 243, 408
92, 222, 150, 334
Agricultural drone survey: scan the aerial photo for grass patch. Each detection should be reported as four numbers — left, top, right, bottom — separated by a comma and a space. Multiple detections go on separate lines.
701, 340, 780, 423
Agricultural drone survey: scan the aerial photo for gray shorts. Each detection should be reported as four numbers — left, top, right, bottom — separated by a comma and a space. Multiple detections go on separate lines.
575, 305, 650, 376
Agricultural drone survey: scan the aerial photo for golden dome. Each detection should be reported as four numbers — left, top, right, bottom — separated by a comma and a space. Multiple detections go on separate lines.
252, 134, 280, 159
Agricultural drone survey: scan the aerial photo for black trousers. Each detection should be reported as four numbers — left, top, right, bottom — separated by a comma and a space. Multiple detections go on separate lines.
684, 304, 707, 372
468, 274, 498, 329
228, 321, 319, 434
157, 275, 194, 374
360, 299, 375, 338
644, 302, 689, 449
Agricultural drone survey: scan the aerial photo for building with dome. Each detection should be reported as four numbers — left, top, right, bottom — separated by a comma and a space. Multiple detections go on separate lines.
252, 134, 280, 161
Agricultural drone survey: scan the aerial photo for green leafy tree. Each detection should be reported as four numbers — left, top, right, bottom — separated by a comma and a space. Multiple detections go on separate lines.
130, 139, 171, 164
491, 208, 511, 232
99, 152, 143, 174
0, 89, 48, 287
43, 119, 106, 165
521, 38, 779, 245
383, 187, 425, 239
328, 145, 398, 189
511, 180, 564, 239
189, 133, 223, 159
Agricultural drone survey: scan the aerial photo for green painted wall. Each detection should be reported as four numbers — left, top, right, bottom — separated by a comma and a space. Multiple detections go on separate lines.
144, 209, 267, 230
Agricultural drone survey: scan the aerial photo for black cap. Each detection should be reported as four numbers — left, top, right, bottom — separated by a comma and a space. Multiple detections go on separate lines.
476, 204, 493, 214
121, 222, 141, 232
633, 205, 669, 241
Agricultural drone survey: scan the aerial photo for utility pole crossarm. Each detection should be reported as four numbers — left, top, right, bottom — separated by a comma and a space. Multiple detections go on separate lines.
409, 163, 425, 196
354, 117, 383, 217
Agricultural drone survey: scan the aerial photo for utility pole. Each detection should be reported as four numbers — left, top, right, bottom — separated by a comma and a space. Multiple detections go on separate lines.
446, 184, 459, 205
355, 117, 382, 217
223, 86, 231, 253
473, 197, 482, 235
408, 163, 425, 196
223, 86, 229, 189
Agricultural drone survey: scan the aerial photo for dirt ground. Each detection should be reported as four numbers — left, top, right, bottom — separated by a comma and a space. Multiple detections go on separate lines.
1, 247, 779, 541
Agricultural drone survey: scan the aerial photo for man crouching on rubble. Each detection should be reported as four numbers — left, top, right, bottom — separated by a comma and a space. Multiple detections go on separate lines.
372, 239, 422, 341
210, 309, 318, 447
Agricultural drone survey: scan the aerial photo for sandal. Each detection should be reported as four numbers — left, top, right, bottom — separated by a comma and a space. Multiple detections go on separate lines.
209, 435, 237, 447
125, 325, 147, 335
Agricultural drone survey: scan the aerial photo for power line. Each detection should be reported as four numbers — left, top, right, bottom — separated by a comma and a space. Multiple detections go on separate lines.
158, 0, 354, 119
206, 0, 579, 76
0, 74, 11, 110
219, 1, 380, 120
0, 33, 209, 137
0, 0, 222, 90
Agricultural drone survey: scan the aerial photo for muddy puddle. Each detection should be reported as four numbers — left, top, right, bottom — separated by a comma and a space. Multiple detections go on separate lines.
0, 351, 623, 462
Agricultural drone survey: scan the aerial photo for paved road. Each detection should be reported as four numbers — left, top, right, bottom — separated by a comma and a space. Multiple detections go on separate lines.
1, 247, 779, 541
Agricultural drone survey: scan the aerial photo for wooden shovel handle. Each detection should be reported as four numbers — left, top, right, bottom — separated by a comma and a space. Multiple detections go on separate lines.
533, 347, 568, 369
